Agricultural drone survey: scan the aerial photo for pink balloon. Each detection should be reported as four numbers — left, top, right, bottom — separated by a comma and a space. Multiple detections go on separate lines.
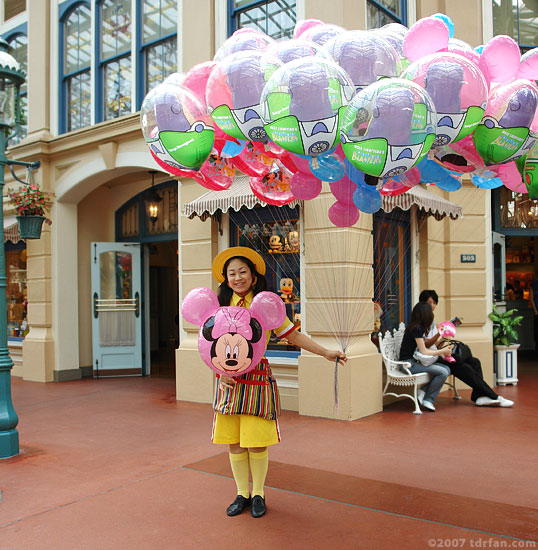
380, 178, 410, 197
294, 18, 324, 39
403, 17, 449, 62
288, 153, 311, 173
494, 162, 527, 193
249, 162, 296, 206
438, 321, 456, 339
328, 201, 360, 227
437, 135, 485, 173
231, 144, 272, 177
250, 291, 287, 330
516, 48, 538, 81
181, 287, 220, 326
194, 150, 235, 190
479, 35, 520, 84
290, 171, 322, 200
150, 150, 196, 178
329, 177, 356, 204
181, 62, 215, 109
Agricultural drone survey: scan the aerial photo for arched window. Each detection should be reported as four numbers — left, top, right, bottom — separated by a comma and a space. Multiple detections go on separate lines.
61, 2, 92, 132
367, 0, 407, 28
7, 33, 27, 143
230, 0, 296, 40
99, 0, 132, 120
141, 0, 178, 97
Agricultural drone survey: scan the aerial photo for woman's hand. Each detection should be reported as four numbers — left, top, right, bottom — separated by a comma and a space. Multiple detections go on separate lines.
324, 350, 347, 363
219, 376, 237, 390
438, 346, 453, 357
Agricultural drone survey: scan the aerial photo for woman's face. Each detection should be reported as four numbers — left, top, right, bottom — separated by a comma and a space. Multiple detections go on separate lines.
226, 258, 254, 297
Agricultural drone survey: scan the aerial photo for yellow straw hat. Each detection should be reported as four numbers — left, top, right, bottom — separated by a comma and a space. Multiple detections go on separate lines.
212, 246, 266, 283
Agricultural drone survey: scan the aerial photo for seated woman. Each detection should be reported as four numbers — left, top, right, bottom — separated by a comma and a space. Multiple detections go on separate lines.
419, 289, 514, 408
399, 302, 453, 411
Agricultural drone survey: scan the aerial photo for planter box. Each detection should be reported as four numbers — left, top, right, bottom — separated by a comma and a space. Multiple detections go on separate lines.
494, 344, 519, 385
16, 215, 45, 239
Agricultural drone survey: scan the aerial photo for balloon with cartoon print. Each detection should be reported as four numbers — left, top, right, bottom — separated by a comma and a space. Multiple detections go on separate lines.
261, 57, 355, 156
249, 161, 296, 206
182, 288, 286, 377
207, 50, 283, 142
402, 52, 488, 147
473, 79, 538, 166
140, 81, 215, 175
340, 78, 437, 178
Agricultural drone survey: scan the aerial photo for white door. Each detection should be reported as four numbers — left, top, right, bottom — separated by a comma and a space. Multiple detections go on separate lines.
91, 242, 143, 377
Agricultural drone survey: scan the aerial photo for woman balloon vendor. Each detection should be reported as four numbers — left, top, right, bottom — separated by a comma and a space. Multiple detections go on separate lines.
182, 247, 346, 518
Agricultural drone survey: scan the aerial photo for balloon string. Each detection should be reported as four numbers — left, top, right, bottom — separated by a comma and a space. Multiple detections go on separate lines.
333, 356, 340, 413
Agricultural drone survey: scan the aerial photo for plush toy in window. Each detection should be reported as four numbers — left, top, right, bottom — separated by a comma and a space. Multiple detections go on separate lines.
280, 277, 297, 303
269, 234, 282, 251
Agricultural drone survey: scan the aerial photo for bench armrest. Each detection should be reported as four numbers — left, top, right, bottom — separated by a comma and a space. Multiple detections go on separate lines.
383, 358, 413, 375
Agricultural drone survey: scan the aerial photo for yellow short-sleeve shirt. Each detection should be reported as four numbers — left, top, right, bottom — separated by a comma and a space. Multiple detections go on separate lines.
229, 291, 295, 344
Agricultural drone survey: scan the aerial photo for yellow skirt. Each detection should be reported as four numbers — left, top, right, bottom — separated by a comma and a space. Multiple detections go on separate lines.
212, 412, 280, 448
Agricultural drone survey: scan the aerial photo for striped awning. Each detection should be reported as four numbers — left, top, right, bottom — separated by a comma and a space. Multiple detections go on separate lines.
183, 176, 462, 221
4, 216, 22, 243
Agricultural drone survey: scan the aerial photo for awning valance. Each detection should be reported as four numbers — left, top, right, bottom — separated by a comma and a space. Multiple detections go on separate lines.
4, 216, 22, 243
183, 176, 462, 221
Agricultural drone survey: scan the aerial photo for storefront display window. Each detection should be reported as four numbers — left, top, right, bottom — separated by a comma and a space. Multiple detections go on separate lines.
505, 235, 535, 301
5, 242, 28, 341
230, 205, 300, 352
497, 187, 538, 230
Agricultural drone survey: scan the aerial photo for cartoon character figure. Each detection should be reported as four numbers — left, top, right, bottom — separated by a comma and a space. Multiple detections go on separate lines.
288, 231, 299, 250
293, 311, 301, 330
438, 321, 457, 363
262, 170, 280, 191
269, 235, 282, 251
181, 288, 286, 376
279, 278, 297, 303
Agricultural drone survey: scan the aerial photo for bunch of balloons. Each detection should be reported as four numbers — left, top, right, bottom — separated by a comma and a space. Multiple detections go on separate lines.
140, 14, 538, 227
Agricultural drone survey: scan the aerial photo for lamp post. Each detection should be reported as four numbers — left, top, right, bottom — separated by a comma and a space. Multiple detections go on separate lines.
0, 38, 38, 458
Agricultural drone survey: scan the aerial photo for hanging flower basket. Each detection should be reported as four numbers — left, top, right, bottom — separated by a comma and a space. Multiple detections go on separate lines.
16, 215, 46, 239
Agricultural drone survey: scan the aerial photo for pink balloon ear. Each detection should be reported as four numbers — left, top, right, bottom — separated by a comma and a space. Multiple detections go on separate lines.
250, 292, 286, 330
182, 288, 220, 326
480, 35, 520, 84
403, 17, 449, 62
516, 48, 538, 81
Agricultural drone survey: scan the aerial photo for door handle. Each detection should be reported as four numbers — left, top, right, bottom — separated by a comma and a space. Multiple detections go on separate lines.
93, 292, 99, 318
135, 292, 140, 318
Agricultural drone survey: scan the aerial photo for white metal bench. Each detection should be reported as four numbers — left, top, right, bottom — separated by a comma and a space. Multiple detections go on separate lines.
379, 323, 461, 414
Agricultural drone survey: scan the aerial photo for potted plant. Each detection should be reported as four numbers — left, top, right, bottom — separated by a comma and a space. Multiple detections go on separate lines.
7, 183, 55, 239
488, 305, 523, 385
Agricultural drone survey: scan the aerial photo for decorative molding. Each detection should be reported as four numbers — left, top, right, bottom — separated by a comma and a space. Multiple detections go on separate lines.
98, 142, 119, 171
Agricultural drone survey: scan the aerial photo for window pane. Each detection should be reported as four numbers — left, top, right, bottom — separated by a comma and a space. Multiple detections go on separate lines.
104, 56, 132, 120
377, 0, 401, 18
493, 0, 519, 41
145, 36, 178, 94
143, 0, 177, 42
67, 70, 91, 131
367, 2, 398, 29
237, 0, 296, 40
101, 0, 131, 59
65, 4, 91, 73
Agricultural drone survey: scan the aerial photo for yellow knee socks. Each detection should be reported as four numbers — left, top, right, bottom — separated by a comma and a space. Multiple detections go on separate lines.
249, 449, 268, 498
229, 451, 250, 498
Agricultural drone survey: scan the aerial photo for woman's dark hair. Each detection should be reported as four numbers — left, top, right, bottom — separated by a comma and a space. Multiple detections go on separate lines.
419, 289, 439, 304
406, 302, 434, 337
217, 255, 267, 306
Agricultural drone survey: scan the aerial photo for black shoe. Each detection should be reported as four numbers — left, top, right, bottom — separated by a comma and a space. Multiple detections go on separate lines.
226, 495, 251, 516
251, 495, 266, 518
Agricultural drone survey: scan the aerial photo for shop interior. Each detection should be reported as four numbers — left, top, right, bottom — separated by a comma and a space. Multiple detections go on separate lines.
148, 240, 178, 377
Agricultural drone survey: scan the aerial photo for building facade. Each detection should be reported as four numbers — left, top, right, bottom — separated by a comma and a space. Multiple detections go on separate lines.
1, 0, 530, 420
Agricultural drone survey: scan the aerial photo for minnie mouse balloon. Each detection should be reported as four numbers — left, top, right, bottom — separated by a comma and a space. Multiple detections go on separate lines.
402, 52, 488, 147
140, 81, 215, 175
340, 78, 437, 178
261, 57, 355, 156
207, 50, 282, 142
473, 79, 538, 165
182, 288, 285, 377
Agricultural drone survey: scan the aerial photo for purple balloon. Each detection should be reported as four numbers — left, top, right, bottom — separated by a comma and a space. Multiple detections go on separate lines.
290, 171, 322, 200
424, 61, 464, 113
289, 64, 334, 120
498, 87, 538, 128
367, 87, 414, 144
227, 54, 268, 110
328, 201, 360, 227
154, 90, 191, 132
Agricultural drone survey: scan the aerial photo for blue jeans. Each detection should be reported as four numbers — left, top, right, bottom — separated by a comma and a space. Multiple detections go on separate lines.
408, 361, 451, 404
